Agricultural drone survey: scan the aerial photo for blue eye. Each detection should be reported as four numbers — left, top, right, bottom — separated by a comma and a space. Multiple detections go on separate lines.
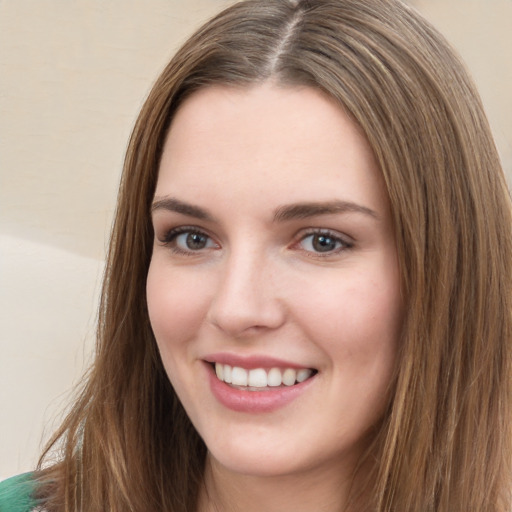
299, 231, 350, 254
162, 228, 217, 254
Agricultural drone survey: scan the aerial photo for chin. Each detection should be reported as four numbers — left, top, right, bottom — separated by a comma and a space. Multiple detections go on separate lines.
201, 424, 363, 481
207, 445, 310, 478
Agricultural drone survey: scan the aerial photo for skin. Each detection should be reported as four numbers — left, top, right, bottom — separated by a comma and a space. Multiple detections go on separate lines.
147, 83, 403, 511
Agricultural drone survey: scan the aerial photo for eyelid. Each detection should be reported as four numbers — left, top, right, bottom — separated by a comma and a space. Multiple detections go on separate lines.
157, 224, 206, 242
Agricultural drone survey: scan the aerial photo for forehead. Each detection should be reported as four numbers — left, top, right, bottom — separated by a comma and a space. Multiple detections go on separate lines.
165, 83, 371, 161
156, 83, 386, 214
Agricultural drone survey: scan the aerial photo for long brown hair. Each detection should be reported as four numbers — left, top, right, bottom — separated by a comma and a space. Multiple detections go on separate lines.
36, 1, 512, 510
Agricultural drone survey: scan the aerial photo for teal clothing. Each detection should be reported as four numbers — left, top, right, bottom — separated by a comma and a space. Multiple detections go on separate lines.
0, 474, 38, 512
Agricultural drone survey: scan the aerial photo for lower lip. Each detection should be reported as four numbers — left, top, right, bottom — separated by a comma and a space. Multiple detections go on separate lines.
205, 363, 315, 413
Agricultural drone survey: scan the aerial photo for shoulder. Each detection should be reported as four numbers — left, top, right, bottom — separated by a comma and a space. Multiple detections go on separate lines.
0, 473, 39, 512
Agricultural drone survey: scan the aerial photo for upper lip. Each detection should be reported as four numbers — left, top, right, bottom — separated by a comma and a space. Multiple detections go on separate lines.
203, 352, 314, 370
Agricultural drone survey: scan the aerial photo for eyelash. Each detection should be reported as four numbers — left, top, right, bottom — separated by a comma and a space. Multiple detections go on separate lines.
158, 226, 353, 257
159, 226, 218, 256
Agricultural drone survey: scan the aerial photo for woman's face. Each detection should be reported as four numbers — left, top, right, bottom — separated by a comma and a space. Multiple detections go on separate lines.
147, 84, 403, 479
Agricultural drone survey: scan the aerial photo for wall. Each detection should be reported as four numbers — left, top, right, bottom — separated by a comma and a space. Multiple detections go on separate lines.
1, 0, 510, 479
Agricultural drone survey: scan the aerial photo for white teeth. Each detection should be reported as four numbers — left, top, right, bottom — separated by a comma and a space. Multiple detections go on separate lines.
267, 367, 282, 387
231, 366, 248, 386
282, 368, 297, 386
223, 364, 232, 384
248, 368, 267, 387
214, 363, 314, 388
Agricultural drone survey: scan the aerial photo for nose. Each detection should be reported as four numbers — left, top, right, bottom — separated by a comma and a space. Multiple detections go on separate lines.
207, 248, 286, 338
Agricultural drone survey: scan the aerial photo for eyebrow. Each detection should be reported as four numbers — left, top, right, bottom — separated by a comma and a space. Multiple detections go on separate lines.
273, 200, 378, 222
151, 197, 215, 221
151, 196, 378, 223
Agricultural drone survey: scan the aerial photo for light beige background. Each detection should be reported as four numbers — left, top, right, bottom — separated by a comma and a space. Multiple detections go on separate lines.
1, 0, 511, 479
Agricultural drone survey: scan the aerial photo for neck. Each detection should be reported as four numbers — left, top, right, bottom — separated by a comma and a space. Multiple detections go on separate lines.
197, 452, 374, 512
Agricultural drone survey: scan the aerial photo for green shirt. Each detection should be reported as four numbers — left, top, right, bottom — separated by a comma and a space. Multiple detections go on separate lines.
0, 474, 38, 512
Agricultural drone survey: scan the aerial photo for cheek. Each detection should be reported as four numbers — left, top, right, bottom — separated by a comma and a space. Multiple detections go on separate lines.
146, 260, 211, 351
312, 275, 401, 426
294, 271, 401, 346
288, 262, 402, 396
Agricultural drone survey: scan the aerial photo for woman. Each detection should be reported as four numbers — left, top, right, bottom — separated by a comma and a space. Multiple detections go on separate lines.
1, 0, 510, 510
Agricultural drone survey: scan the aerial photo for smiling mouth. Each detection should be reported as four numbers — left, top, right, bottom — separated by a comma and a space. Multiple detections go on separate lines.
213, 362, 317, 390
